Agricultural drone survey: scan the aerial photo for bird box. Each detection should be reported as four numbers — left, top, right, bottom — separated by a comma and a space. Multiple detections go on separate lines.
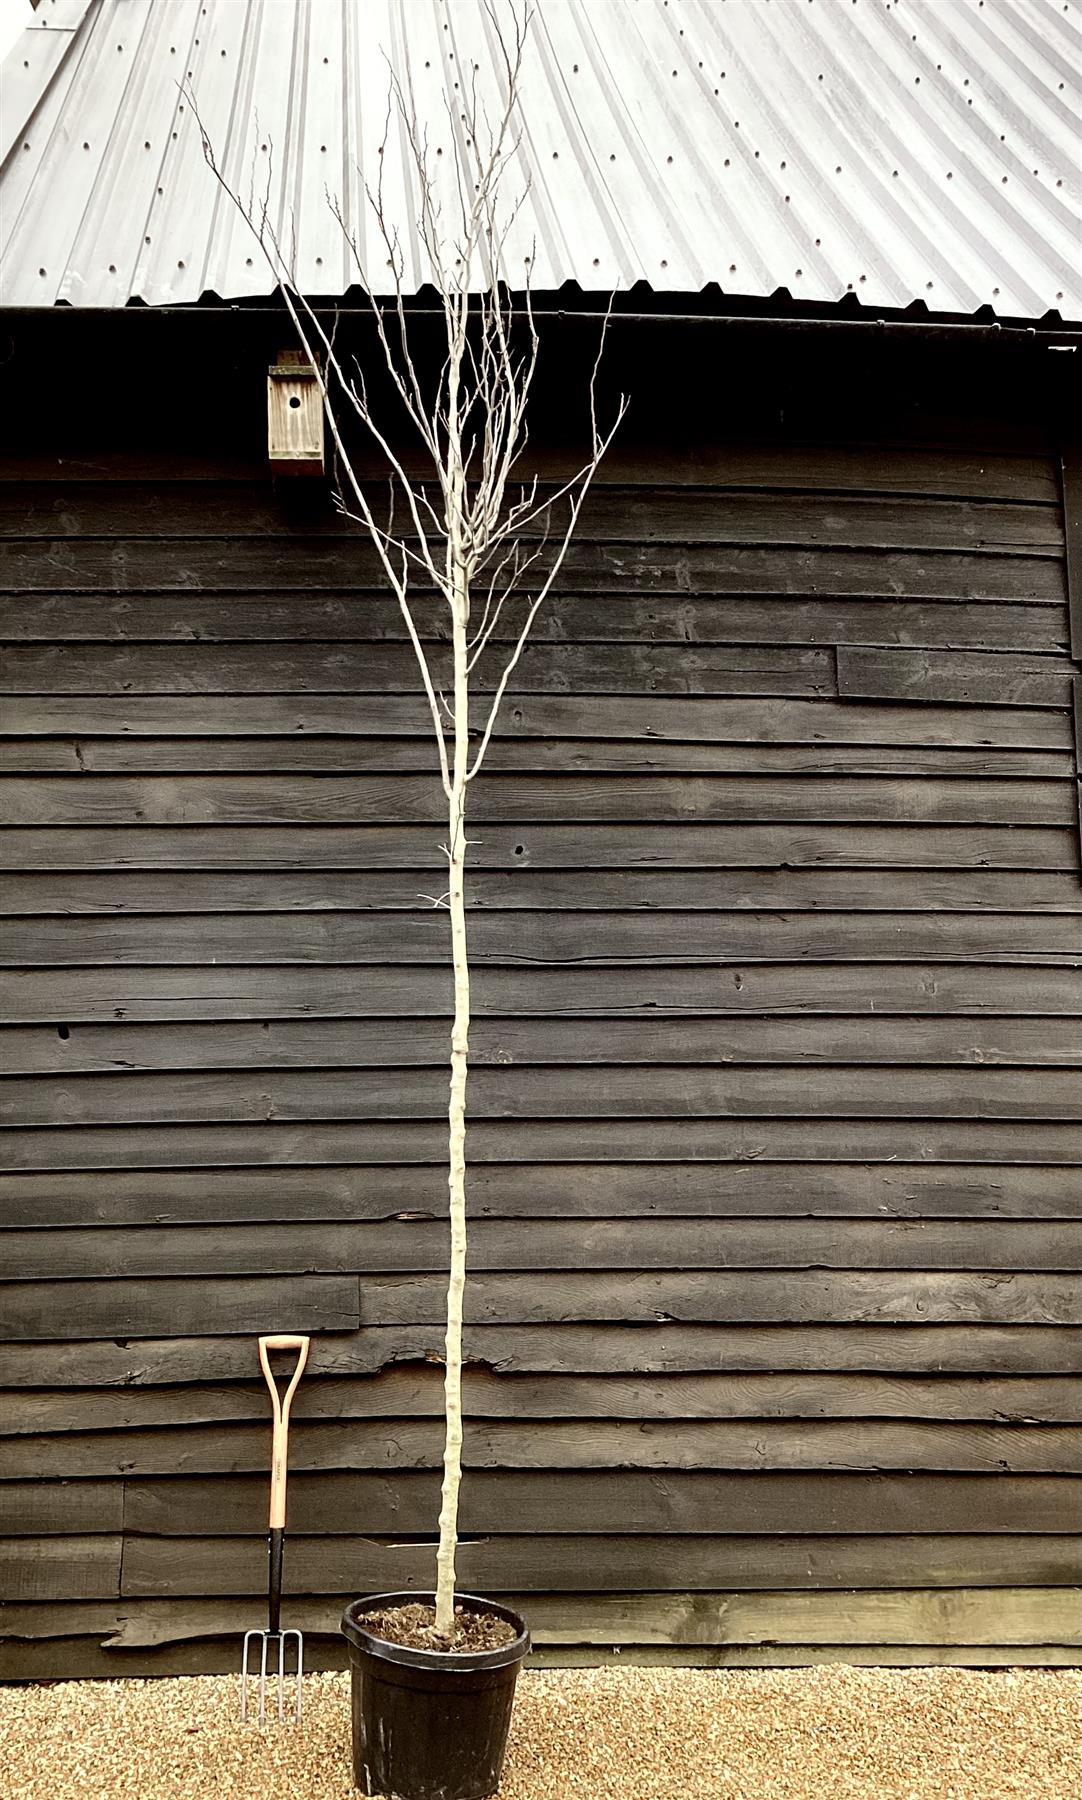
267, 350, 325, 475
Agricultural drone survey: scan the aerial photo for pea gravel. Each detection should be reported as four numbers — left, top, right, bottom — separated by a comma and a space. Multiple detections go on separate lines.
0, 1667, 1077, 1799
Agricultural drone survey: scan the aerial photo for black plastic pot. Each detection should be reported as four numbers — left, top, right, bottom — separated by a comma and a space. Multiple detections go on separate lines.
342, 1591, 530, 1800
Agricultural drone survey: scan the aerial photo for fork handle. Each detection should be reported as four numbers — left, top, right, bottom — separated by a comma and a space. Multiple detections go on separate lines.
258, 1335, 310, 1530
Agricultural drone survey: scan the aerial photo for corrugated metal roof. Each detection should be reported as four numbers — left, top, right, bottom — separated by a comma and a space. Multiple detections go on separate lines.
1, 0, 1078, 316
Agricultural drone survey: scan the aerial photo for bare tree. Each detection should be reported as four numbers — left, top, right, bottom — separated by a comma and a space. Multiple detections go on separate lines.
193, 3, 624, 1640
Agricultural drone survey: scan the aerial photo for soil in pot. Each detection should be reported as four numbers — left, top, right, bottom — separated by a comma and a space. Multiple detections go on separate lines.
360, 1602, 519, 1654
343, 1591, 530, 1800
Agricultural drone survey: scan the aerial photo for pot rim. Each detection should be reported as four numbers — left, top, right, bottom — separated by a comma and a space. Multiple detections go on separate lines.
342, 1591, 530, 1674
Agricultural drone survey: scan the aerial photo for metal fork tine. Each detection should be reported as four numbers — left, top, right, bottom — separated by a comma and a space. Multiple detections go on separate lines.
240, 1629, 305, 1725
259, 1631, 270, 1727
241, 1628, 257, 1724
283, 1629, 304, 1724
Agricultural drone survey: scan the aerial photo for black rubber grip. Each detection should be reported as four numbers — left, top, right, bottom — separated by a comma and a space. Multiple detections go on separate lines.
267, 1526, 284, 1635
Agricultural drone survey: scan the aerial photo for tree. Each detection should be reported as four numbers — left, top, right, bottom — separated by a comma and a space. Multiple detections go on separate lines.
193, 2, 624, 1639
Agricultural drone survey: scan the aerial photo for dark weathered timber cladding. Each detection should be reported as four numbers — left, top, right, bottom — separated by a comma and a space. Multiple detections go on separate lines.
1, 417, 1081, 1678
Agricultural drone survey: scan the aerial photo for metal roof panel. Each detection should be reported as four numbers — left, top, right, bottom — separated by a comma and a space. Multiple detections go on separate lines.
0, 0, 1078, 316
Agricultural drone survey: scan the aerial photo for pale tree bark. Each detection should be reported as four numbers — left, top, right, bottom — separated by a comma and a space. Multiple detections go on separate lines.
191, 1, 625, 1641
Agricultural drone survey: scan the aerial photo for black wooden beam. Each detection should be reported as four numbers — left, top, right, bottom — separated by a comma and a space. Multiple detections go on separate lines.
1063, 446, 1082, 662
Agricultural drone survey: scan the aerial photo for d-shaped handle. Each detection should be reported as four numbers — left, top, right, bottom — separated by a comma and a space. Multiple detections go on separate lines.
258, 1334, 310, 1529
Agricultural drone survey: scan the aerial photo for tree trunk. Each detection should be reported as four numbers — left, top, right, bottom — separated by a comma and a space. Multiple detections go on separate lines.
434, 585, 470, 1637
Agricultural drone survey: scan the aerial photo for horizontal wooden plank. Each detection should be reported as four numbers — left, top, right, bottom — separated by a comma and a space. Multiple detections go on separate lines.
0, 538, 1066, 597
0, 1536, 122, 1602
1, 595, 1068, 653
6, 737, 1077, 781
5, 1525, 1055, 1605
6, 1067, 1078, 1129
7, 1587, 1079, 1650
118, 1533, 1082, 1600
4, 1162, 1076, 1226
5, 1118, 1078, 1170
5, 868, 1080, 917
4, 823, 1075, 873
5, 1369, 1075, 1434
1, 694, 1070, 747
2, 1418, 1077, 1480
0, 445, 1057, 499
6, 1017, 1079, 1078
4, 1322, 1074, 1389
420, 1640, 1082, 1669
0, 1277, 358, 1342
0, 486, 1062, 549
0, 641, 839, 696
5, 911, 1078, 967
352, 1270, 1082, 1328
4, 772, 1073, 827
0, 1480, 123, 1536
4, 963, 1076, 1024
512, 1589, 1082, 1649
122, 1469, 1082, 1537
2, 1184, 1079, 1272
838, 647, 1076, 707
0, 1273, 1076, 1350
1, 1218, 1074, 1282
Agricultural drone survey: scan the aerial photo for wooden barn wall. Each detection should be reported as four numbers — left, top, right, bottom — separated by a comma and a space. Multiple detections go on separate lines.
0, 316, 1080, 1676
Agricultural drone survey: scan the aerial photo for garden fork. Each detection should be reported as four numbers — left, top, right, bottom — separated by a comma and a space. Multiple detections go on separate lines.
241, 1333, 310, 1724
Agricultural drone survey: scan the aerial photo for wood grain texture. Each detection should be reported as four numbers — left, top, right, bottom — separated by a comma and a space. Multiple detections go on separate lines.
1, 595, 1069, 653
4, 772, 1073, 827
0, 1536, 122, 1602
5, 867, 1081, 916
0, 693, 1071, 746
4, 1118, 1078, 1170
7, 739, 1079, 780
121, 1468, 1082, 1537
0, 1480, 123, 1536
2, 1162, 1077, 1225
0, 537, 1066, 596
5, 1370, 1075, 1435
0, 1277, 359, 1341
3, 963, 1077, 1024
117, 1533, 1082, 1600
4, 911, 1078, 967
837, 646, 1076, 707
1, 1219, 1078, 1282
0, 485, 1063, 547
0, 444, 1060, 498
4, 1587, 1080, 1651
6, 1067, 1079, 1129
3, 823, 1077, 873
2, 1419, 1077, 1480
75, 1588, 1082, 1648
5, 1015, 1080, 1077
0, 641, 839, 697
1, 1324, 1076, 1389
352, 1270, 1082, 1327
0, 1272, 1077, 1347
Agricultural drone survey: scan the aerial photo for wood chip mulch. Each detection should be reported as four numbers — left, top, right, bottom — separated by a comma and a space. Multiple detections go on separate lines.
0, 1666, 1077, 1798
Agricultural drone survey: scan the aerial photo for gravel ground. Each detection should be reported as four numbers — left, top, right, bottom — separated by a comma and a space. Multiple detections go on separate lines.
0, 1666, 1078, 1799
